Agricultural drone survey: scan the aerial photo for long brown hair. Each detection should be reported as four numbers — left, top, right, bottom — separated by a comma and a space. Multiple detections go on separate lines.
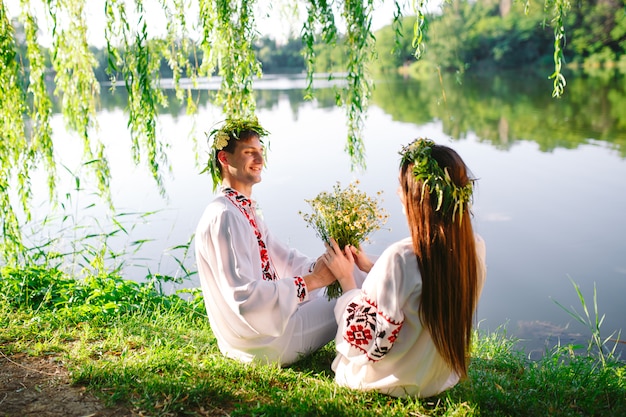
399, 142, 479, 378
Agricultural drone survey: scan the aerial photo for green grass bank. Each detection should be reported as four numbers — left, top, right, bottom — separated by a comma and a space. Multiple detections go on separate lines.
1, 266, 624, 416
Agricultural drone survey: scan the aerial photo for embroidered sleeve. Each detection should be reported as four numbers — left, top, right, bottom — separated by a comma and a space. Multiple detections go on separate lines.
294, 276, 308, 303
342, 294, 403, 361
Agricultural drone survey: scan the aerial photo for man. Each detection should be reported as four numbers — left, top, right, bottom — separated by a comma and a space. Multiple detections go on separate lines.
194, 117, 338, 366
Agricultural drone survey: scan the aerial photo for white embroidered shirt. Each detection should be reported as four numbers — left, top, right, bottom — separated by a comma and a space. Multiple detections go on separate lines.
194, 188, 315, 362
332, 234, 487, 398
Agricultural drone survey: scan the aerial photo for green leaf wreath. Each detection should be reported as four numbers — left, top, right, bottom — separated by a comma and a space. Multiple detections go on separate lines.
202, 117, 270, 191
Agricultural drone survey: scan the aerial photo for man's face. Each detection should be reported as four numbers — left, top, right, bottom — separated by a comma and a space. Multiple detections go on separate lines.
220, 135, 265, 189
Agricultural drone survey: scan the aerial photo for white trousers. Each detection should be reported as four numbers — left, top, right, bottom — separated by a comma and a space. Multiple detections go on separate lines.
221, 291, 337, 367
279, 292, 338, 365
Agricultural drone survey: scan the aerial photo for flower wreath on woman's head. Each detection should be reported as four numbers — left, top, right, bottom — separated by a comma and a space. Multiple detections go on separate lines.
399, 138, 474, 223
202, 116, 270, 191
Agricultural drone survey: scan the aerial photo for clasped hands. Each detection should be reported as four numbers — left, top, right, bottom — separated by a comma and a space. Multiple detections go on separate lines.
308, 238, 374, 294
319, 238, 373, 294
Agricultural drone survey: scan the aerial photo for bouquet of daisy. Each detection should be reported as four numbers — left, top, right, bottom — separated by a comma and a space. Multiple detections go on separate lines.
300, 181, 389, 299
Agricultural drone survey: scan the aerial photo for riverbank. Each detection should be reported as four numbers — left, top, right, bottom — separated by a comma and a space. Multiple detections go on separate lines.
1, 266, 624, 416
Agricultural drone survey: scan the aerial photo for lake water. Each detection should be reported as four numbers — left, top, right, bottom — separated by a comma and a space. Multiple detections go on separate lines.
24, 72, 626, 358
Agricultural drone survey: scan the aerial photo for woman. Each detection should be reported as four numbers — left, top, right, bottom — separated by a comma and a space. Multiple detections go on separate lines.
322, 138, 487, 398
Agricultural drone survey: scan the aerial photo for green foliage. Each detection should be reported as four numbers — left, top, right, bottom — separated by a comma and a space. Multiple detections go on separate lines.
339, 0, 376, 170
459, 329, 626, 416
0, 265, 204, 322
49, 0, 112, 204
197, 0, 262, 119
411, 0, 428, 60
0, 2, 28, 263
302, 0, 338, 98
2, 275, 625, 416
301, 0, 377, 170
567, 0, 625, 73
0, 192, 203, 319
400, 138, 474, 222
409, 0, 557, 73
2, 0, 624, 263
545, 0, 571, 98
312, 41, 347, 73
105, 0, 167, 195
255, 36, 305, 73
552, 276, 622, 367
373, 15, 417, 74
370, 72, 626, 157
382, 0, 624, 97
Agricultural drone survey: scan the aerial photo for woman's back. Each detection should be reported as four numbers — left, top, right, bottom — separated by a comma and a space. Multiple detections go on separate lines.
332, 235, 486, 398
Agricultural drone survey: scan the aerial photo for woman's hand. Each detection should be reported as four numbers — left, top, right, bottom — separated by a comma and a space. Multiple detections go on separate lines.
321, 238, 357, 292
349, 245, 374, 273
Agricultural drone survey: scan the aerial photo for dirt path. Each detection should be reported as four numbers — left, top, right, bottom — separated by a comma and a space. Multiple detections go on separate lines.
0, 353, 132, 417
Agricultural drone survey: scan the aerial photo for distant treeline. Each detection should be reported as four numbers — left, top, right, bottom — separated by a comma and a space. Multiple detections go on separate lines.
255, 0, 626, 76
317, 0, 626, 76
12, 0, 626, 81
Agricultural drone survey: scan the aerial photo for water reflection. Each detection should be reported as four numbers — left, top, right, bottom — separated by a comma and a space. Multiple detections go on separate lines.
372, 72, 626, 155
98, 71, 626, 156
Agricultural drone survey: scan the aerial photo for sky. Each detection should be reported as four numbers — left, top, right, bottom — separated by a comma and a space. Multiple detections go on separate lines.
5, 0, 444, 48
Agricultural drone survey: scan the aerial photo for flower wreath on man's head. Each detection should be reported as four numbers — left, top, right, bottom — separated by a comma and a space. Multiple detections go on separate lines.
202, 116, 270, 191
399, 138, 474, 223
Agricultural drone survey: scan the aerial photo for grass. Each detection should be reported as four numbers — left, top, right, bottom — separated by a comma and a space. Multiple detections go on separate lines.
552, 275, 623, 367
1, 266, 625, 416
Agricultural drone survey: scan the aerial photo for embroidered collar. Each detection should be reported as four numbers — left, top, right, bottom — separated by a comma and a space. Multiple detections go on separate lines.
220, 187, 307, 300
221, 187, 277, 282
222, 187, 256, 212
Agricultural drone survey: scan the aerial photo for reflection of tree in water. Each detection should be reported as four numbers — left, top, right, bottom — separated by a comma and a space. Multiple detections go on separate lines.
255, 88, 340, 117
95, 73, 626, 157
371, 72, 626, 157
99, 83, 340, 123
99, 87, 215, 119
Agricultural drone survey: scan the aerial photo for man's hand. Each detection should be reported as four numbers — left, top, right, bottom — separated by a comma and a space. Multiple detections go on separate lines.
303, 257, 336, 291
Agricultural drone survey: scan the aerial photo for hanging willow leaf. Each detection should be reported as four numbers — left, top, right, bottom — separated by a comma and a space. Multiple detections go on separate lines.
213, 0, 261, 118
0, 2, 28, 262
546, 0, 570, 98
0, 0, 574, 263
340, 0, 376, 170
23, 10, 55, 203
411, 0, 427, 59
302, 0, 337, 100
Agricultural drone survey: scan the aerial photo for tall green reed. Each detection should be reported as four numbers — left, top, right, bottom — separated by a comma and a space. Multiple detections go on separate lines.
1, 174, 197, 307
552, 276, 622, 366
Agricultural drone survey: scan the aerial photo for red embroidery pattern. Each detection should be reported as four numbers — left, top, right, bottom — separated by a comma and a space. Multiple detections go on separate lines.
223, 188, 278, 282
346, 324, 372, 346
343, 294, 403, 361
294, 276, 307, 302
